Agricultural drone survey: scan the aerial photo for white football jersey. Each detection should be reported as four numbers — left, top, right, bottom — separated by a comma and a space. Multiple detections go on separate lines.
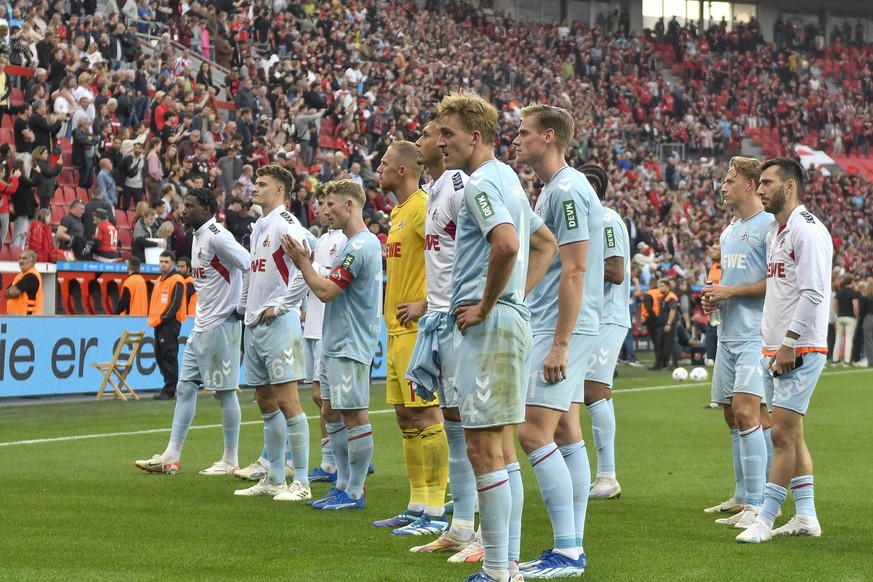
303, 228, 347, 340
424, 169, 466, 313
244, 206, 311, 325
190, 217, 250, 333
762, 205, 832, 351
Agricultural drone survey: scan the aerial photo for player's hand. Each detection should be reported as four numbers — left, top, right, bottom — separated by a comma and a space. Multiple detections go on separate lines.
281, 234, 310, 267
396, 300, 427, 327
542, 343, 568, 384
700, 294, 716, 314
454, 303, 488, 335
259, 306, 277, 325
703, 283, 731, 304
768, 345, 796, 376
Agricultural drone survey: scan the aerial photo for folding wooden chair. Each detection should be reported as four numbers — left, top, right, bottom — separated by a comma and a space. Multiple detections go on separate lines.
91, 330, 146, 401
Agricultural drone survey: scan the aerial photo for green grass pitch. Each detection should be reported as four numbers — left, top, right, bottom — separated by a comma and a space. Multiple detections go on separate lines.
1, 365, 871, 581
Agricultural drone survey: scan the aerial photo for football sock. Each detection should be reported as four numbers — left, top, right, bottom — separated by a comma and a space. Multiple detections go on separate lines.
587, 398, 616, 476
421, 422, 449, 517
402, 427, 427, 512
286, 412, 310, 487
759, 482, 787, 528
321, 437, 336, 471
559, 440, 590, 548
217, 390, 240, 467
763, 427, 773, 478
506, 461, 524, 563
528, 443, 576, 551
164, 381, 198, 463
790, 475, 817, 518
445, 420, 476, 535
346, 423, 373, 499
476, 469, 511, 574
738, 424, 766, 506
730, 428, 745, 503
262, 410, 286, 485
326, 421, 349, 491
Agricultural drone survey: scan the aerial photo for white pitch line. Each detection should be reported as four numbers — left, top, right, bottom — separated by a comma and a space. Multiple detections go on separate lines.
0, 368, 868, 448
0, 408, 397, 448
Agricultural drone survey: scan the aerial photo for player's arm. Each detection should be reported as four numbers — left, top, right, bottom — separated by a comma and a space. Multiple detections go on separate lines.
705, 279, 766, 303
456, 223, 518, 334
604, 256, 624, 285
281, 233, 343, 303
525, 223, 558, 296
543, 239, 587, 383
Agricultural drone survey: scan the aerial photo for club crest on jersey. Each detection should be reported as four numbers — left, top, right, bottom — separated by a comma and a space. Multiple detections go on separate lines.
475, 192, 494, 220
198, 248, 203, 259
329, 244, 337, 258
432, 208, 439, 221
340, 254, 355, 270
396, 219, 405, 232
741, 231, 749, 242
563, 200, 578, 230
262, 235, 270, 247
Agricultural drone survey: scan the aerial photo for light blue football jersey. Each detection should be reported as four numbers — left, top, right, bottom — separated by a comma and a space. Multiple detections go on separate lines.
526, 167, 604, 336
601, 206, 631, 328
323, 230, 383, 365
718, 209, 772, 341
450, 160, 543, 315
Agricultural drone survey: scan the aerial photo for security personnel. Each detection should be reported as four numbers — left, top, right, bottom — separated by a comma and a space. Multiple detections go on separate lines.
116, 257, 149, 316
641, 282, 662, 354
148, 250, 186, 400
651, 278, 679, 370
176, 256, 197, 317
5, 250, 43, 315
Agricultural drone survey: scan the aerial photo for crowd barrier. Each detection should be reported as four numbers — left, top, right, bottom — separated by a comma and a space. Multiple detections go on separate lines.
0, 316, 387, 398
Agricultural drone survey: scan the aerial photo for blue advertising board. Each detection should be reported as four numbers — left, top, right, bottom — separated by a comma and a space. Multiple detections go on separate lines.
0, 316, 387, 398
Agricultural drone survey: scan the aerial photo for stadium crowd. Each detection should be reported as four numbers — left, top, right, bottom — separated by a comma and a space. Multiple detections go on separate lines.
0, 0, 870, 308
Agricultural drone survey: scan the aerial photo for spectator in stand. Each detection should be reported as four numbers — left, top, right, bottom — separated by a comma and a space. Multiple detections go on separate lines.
72, 116, 98, 189
28, 98, 64, 151
120, 140, 146, 211
10, 160, 37, 249
0, 160, 20, 247
116, 256, 149, 316
26, 208, 56, 263
145, 137, 164, 203
96, 158, 118, 209
30, 146, 62, 210
91, 207, 119, 262
132, 206, 164, 262
55, 199, 86, 259
13, 104, 35, 175
83, 187, 116, 245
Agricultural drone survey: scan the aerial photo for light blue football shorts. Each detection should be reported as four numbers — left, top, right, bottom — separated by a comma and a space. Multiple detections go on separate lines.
452, 303, 532, 429
762, 351, 826, 415
526, 333, 596, 411
710, 340, 765, 404
318, 355, 371, 410
585, 323, 628, 388
180, 314, 241, 391
244, 311, 305, 386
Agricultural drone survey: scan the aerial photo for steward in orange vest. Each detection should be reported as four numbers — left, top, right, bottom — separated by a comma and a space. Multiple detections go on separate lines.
176, 256, 197, 317
5, 251, 43, 315
116, 257, 149, 316
149, 251, 186, 400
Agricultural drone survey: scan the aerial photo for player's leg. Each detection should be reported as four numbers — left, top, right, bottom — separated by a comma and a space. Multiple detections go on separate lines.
273, 379, 312, 501
554, 403, 590, 572
320, 358, 371, 509
310, 394, 348, 508
393, 402, 449, 535
737, 353, 825, 543
379, 335, 427, 525
730, 344, 766, 527
235, 324, 286, 496
503, 428, 523, 579
705, 345, 745, 514
135, 333, 200, 474
586, 325, 624, 499
199, 318, 243, 475
306, 339, 336, 482
465, 425, 511, 580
